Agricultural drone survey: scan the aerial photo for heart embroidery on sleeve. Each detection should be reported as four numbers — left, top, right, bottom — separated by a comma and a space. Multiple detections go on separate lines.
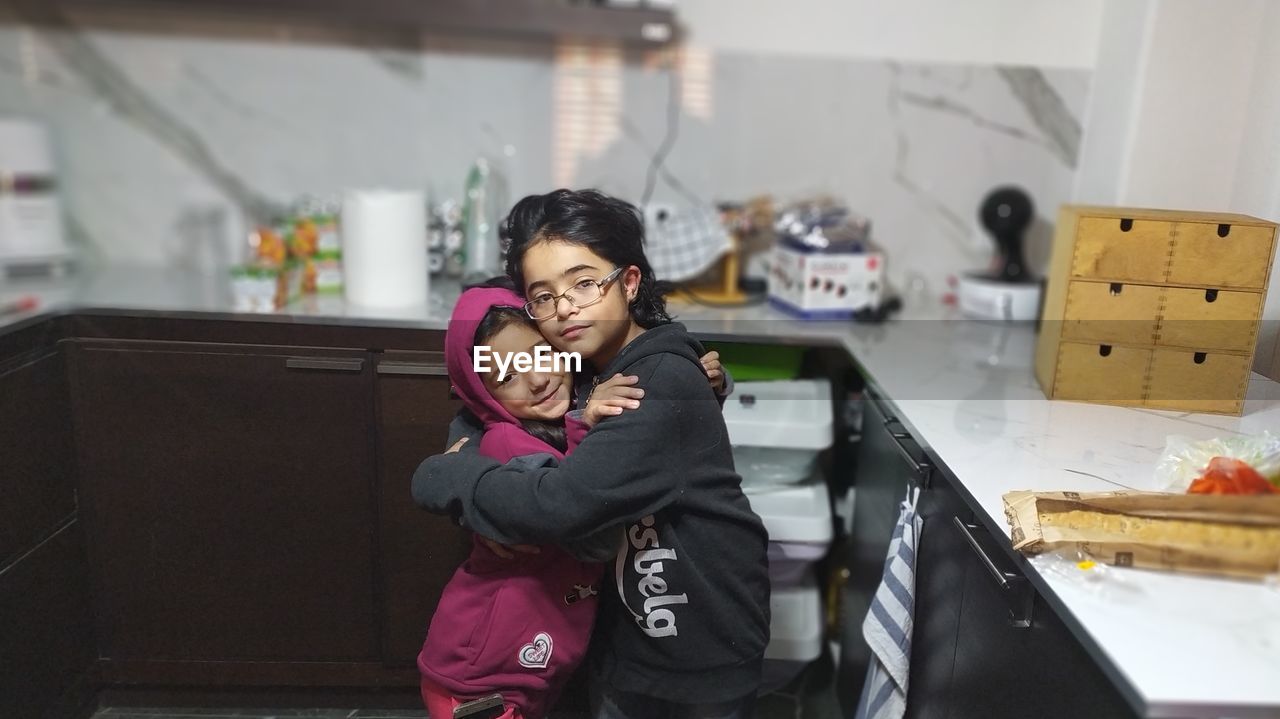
517, 632, 553, 669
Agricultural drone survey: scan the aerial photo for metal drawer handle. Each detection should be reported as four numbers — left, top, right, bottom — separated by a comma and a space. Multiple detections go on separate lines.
884, 419, 932, 486
866, 390, 931, 487
952, 517, 1034, 628
377, 361, 448, 376
954, 517, 1011, 589
285, 357, 364, 372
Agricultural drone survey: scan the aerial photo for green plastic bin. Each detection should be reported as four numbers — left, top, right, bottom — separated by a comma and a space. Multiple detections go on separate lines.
703, 342, 804, 381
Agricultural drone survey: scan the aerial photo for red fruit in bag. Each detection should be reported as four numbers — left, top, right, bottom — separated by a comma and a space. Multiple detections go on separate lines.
1187, 456, 1279, 495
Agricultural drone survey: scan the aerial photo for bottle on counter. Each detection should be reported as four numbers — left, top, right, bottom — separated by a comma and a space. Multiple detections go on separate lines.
460, 158, 503, 284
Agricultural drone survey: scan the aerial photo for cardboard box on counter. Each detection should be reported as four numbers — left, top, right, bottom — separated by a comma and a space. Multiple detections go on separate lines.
768, 243, 885, 318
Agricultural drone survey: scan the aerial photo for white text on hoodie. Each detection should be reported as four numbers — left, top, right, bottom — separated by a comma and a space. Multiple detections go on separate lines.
617, 515, 688, 638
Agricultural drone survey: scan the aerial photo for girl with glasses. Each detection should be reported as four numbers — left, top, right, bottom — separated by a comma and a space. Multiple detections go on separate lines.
414, 189, 769, 719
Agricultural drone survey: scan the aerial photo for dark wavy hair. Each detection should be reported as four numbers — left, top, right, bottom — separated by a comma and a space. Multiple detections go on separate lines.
472, 300, 567, 453
502, 189, 672, 328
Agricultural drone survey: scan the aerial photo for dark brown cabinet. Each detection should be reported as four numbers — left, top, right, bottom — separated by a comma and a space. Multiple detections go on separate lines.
899, 453, 970, 717
946, 518, 1137, 719
374, 350, 471, 666
1, 317, 495, 704
0, 520, 95, 719
840, 389, 940, 710
70, 340, 382, 668
0, 347, 95, 719
1, 349, 78, 565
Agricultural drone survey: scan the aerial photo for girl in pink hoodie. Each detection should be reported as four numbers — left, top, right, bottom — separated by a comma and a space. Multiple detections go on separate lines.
418, 284, 604, 719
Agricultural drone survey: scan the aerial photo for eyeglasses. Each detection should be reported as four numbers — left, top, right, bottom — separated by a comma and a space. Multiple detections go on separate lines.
524, 266, 625, 320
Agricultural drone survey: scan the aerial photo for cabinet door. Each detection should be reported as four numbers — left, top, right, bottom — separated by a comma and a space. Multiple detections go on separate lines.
0, 520, 95, 719
902, 473, 970, 719
374, 350, 472, 665
71, 341, 379, 663
1, 350, 77, 564
839, 391, 933, 712
947, 520, 1138, 719
0, 346, 95, 717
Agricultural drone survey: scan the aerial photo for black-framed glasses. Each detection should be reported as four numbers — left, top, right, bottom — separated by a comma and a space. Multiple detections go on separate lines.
524, 266, 625, 320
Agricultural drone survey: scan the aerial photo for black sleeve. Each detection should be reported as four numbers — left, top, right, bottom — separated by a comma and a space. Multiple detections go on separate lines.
411, 355, 694, 545
446, 408, 484, 448
717, 367, 735, 408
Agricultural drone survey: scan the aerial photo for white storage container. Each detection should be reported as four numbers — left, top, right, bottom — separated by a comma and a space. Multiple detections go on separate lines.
746, 477, 833, 586
724, 379, 833, 488
760, 572, 823, 694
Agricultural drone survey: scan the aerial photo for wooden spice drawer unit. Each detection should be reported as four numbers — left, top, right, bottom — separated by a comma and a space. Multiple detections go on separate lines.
1037, 205, 1277, 416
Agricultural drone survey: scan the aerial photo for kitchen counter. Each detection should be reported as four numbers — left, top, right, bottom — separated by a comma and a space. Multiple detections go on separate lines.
4, 267, 1279, 718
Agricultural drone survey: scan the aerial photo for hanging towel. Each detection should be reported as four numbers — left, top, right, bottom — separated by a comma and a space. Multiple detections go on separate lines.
854, 487, 922, 719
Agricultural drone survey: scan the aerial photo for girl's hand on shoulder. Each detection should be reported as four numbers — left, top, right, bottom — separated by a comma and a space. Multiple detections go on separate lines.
584, 373, 643, 427
700, 351, 725, 393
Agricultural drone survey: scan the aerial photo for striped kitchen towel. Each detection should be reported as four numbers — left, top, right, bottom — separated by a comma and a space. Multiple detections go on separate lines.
854, 487, 922, 719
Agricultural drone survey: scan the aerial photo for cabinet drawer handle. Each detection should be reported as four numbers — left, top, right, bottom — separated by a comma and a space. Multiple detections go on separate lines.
884, 421, 932, 488
954, 517, 1011, 589
952, 517, 1034, 628
867, 389, 931, 488
377, 361, 448, 376
285, 357, 364, 372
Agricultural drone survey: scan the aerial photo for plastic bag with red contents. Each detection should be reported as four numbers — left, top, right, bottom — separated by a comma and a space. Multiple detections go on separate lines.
1156, 432, 1280, 494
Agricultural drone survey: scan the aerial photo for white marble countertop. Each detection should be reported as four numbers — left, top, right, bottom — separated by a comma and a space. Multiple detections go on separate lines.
4, 267, 1279, 718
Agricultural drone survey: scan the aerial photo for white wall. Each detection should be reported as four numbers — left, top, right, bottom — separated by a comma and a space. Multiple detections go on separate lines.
1071, 0, 1153, 205
1237, 1, 1280, 376
1074, 0, 1279, 211
677, 0, 1104, 68
1120, 0, 1265, 209
1232, 0, 1280, 222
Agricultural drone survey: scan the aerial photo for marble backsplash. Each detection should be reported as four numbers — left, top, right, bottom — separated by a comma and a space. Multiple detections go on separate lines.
0, 1, 1088, 303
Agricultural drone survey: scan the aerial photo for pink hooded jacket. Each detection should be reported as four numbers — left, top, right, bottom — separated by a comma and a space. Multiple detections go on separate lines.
417, 286, 603, 719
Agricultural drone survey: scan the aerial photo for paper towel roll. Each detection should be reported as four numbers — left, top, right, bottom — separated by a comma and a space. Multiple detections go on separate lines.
342, 189, 428, 308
